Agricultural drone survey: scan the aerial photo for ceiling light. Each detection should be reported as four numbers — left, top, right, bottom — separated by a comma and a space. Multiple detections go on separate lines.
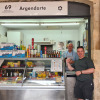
41, 23, 80, 26
1, 23, 39, 26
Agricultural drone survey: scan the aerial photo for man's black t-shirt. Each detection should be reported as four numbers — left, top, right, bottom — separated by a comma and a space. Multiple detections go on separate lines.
72, 57, 95, 81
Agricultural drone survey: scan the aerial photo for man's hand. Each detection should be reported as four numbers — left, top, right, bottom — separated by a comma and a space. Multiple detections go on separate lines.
66, 58, 74, 64
69, 59, 74, 64
75, 71, 81, 76
66, 58, 71, 64
66, 58, 75, 71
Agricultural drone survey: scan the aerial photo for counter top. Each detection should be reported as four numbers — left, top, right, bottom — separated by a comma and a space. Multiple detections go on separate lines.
65, 71, 76, 75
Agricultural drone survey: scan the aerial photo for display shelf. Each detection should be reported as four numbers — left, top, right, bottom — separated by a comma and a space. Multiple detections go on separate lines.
0, 58, 26, 60
0, 58, 62, 61
0, 67, 25, 69
27, 58, 62, 60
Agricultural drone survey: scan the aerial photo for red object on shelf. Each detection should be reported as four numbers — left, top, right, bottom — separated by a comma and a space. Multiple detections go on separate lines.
44, 46, 47, 54
44, 46, 47, 51
32, 38, 34, 49
0, 74, 2, 77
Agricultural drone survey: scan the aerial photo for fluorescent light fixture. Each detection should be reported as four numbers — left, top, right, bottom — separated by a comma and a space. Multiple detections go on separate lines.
1, 23, 39, 26
41, 23, 80, 26
1, 23, 80, 26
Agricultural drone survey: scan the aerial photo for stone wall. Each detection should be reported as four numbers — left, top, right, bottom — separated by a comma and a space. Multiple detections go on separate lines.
93, 50, 100, 100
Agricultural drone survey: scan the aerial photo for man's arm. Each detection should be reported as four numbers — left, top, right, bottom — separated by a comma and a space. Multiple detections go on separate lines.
81, 68, 95, 74
76, 68, 95, 76
69, 51, 78, 64
66, 59, 75, 71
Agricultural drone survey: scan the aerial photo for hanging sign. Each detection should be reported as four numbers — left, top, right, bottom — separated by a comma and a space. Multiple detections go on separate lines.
0, 1, 68, 16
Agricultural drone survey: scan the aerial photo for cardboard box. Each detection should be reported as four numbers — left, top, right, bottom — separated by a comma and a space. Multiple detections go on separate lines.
0, 50, 12, 58
12, 50, 25, 58
0, 43, 14, 50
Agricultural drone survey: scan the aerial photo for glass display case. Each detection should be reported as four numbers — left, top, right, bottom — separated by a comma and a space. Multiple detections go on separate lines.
0, 58, 65, 100
24, 58, 64, 86
0, 58, 26, 86
0, 58, 65, 86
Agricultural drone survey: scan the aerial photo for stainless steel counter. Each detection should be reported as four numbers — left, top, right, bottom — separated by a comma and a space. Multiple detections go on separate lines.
0, 86, 65, 100
65, 71, 77, 100
66, 71, 76, 75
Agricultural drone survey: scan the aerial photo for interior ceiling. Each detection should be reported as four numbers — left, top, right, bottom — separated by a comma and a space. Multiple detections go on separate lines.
0, 18, 87, 30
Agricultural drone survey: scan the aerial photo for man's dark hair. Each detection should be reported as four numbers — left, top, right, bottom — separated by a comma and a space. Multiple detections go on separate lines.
77, 46, 84, 50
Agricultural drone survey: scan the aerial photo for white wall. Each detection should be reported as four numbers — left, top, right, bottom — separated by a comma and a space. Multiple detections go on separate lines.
7, 31, 23, 46
8, 29, 79, 51
3, 22, 87, 52
0, 25, 7, 42
78, 23, 86, 46
0, 25, 7, 36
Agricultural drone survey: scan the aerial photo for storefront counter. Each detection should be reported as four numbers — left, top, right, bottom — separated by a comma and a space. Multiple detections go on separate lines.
0, 58, 65, 100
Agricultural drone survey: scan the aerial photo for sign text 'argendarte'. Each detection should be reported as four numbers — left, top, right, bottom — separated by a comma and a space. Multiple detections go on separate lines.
0, 1, 68, 16
19, 6, 46, 11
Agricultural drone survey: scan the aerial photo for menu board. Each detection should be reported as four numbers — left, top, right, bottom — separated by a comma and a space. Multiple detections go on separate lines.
51, 59, 62, 72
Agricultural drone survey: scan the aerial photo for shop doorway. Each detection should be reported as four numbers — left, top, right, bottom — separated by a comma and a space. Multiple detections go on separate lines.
0, 2, 90, 58
0, 17, 90, 57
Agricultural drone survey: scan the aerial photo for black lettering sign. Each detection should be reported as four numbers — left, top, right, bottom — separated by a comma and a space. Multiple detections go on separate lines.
19, 6, 46, 11
5, 5, 11, 10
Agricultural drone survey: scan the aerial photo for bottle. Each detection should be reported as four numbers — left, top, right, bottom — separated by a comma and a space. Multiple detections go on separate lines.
60, 51, 62, 58
46, 51, 49, 58
50, 51, 52, 58
27, 48, 29, 58
20, 41, 22, 50
17, 70, 19, 77
28, 45, 31, 58
31, 49, 33, 58
57, 50, 59, 58
52, 51, 54, 58
32, 38, 34, 49
10, 72, 13, 77
14, 69, 18, 77
44, 46, 47, 58
58, 51, 60, 58
35, 45, 37, 58
54, 50, 56, 58
34, 49, 37, 58
40, 50, 43, 58
6, 72, 9, 77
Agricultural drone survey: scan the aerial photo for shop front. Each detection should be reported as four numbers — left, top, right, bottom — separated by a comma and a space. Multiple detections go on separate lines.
0, 0, 99, 100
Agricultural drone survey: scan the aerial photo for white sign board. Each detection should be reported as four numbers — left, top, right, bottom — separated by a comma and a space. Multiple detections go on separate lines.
51, 59, 62, 72
0, 1, 68, 16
